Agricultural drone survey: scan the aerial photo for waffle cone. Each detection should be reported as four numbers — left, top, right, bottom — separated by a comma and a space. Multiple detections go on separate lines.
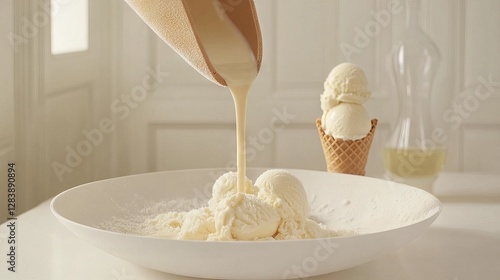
316, 119, 378, 176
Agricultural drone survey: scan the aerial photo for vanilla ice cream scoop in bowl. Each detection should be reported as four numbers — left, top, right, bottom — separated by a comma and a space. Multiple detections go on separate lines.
212, 192, 281, 241
145, 169, 345, 242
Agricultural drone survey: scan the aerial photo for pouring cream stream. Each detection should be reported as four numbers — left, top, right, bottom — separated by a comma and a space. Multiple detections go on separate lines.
184, 0, 258, 192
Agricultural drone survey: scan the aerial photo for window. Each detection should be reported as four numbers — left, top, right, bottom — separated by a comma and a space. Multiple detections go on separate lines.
51, 0, 89, 55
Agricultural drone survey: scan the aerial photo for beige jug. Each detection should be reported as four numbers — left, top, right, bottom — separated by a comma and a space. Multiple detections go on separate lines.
124, 0, 263, 86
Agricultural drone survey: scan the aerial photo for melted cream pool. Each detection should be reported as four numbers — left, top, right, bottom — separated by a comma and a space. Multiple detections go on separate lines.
184, 0, 258, 192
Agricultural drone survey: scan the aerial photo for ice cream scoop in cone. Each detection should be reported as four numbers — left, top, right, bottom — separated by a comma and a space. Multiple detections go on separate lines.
316, 119, 378, 176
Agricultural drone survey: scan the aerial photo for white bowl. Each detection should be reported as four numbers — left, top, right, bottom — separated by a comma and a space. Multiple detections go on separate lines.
50, 168, 441, 279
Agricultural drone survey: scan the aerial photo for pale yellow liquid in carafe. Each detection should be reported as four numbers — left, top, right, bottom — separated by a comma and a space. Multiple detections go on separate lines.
184, 0, 258, 192
383, 148, 447, 178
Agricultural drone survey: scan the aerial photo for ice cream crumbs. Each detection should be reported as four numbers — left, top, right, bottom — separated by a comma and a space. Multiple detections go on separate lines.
99, 170, 356, 241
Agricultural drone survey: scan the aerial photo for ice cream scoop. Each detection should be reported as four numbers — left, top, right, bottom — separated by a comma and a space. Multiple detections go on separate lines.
178, 207, 215, 240
323, 103, 372, 140
322, 62, 371, 106
208, 171, 256, 209
211, 193, 280, 241
254, 169, 312, 239
320, 63, 373, 140
146, 170, 347, 240
255, 169, 309, 220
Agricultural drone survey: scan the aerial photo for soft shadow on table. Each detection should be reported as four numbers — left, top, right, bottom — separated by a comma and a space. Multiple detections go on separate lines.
127, 228, 500, 280
311, 227, 500, 280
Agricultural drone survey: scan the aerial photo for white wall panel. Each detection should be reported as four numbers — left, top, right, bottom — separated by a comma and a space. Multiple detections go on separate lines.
337, 0, 376, 82
459, 0, 500, 173
390, 0, 406, 42
427, 0, 462, 171
0, 16, 14, 145
0, 0, 14, 223
275, 0, 334, 93
252, 0, 276, 97
44, 87, 91, 191
428, 0, 457, 121
464, 0, 500, 88
152, 124, 236, 171
462, 126, 500, 173
274, 125, 325, 171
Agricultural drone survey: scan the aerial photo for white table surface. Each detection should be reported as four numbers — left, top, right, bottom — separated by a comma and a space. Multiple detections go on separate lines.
1, 172, 500, 280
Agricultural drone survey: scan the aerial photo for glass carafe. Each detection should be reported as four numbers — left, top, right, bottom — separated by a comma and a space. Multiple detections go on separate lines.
383, 0, 446, 192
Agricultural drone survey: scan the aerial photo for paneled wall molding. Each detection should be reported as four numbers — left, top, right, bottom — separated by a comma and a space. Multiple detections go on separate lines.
43, 82, 93, 100
148, 122, 236, 171
13, 0, 45, 214
454, 0, 466, 94
11, 0, 117, 216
